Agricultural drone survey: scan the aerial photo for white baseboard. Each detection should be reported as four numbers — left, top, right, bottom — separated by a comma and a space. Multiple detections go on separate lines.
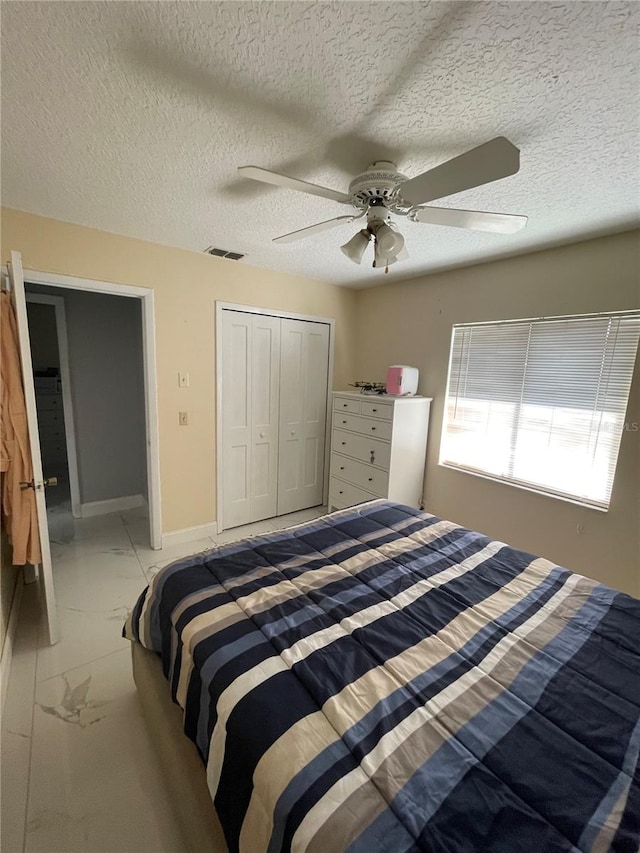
162, 521, 218, 548
80, 494, 146, 518
1, 576, 24, 714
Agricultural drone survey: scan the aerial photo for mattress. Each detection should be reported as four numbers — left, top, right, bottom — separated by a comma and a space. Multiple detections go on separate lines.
124, 500, 640, 853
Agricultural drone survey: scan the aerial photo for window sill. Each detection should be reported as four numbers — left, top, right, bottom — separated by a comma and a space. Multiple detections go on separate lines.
437, 462, 609, 513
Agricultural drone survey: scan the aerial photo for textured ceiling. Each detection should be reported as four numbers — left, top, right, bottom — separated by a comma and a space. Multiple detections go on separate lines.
1, 1, 639, 287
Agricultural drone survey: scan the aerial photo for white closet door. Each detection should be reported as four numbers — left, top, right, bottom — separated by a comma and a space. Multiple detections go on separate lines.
277, 319, 330, 515
222, 311, 252, 529
250, 314, 280, 522
221, 311, 280, 528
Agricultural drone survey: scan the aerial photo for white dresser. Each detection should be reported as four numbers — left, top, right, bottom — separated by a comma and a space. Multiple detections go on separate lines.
328, 392, 431, 512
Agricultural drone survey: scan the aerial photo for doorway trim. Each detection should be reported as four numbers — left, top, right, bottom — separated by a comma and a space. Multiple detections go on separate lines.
21, 268, 162, 550
25, 292, 82, 518
215, 301, 335, 534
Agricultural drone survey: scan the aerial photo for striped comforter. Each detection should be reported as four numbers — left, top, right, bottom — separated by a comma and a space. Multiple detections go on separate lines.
124, 501, 640, 853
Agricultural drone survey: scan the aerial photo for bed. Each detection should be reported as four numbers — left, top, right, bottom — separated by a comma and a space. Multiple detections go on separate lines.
124, 500, 640, 853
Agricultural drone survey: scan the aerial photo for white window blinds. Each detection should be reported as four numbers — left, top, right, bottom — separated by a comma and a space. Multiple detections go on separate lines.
440, 312, 640, 509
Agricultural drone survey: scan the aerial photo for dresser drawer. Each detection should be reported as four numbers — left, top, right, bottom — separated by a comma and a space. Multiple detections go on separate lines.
329, 476, 377, 509
37, 409, 65, 431
36, 393, 63, 412
332, 429, 391, 470
333, 397, 361, 415
360, 400, 393, 420
333, 411, 392, 440
330, 453, 388, 496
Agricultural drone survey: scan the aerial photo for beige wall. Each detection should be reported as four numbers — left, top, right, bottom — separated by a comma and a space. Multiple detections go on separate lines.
1, 208, 358, 533
355, 230, 640, 596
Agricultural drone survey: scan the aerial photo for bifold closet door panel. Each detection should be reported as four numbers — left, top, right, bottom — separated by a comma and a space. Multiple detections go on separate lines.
221, 311, 252, 529
250, 314, 280, 522
277, 319, 330, 515
221, 311, 281, 528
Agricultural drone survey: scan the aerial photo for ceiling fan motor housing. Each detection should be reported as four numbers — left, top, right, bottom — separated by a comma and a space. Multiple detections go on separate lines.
348, 161, 409, 211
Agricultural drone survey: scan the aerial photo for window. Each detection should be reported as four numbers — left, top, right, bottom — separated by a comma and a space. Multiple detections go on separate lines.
440, 312, 640, 509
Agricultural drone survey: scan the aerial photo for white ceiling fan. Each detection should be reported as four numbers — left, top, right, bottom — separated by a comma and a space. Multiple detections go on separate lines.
239, 137, 527, 271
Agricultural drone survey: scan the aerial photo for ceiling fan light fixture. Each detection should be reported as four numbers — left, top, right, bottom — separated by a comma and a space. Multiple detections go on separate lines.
373, 239, 400, 269
370, 220, 405, 257
340, 229, 371, 264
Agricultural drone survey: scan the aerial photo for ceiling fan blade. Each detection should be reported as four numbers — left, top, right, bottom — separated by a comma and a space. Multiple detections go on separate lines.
411, 206, 527, 234
395, 245, 410, 261
273, 215, 360, 244
398, 137, 520, 206
238, 166, 351, 204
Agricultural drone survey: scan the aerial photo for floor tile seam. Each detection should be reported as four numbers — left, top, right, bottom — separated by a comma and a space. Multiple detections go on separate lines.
36, 646, 130, 687
120, 511, 151, 582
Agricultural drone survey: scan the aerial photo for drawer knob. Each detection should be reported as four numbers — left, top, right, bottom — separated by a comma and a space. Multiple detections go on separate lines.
342, 420, 347, 424
339, 466, 344, 471
343, 403, 347, 407
371, 426, 376, 431
370, 451, 375, 464
341, 441, 346, 445
372, 408, 377, 412
339, 490, 343, 495
368, 477, 373, 482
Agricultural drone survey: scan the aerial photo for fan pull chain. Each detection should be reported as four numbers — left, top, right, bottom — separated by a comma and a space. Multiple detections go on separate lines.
385, 265, 389, 274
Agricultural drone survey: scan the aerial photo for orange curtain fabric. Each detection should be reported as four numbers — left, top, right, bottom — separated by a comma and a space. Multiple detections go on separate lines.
0, 291, 42, 565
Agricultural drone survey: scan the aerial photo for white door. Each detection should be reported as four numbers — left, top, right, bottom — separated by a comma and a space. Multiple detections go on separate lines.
249, 313, 280, 522
277, 319, 330, 515
7, 251, 58, 645
221, 311, 280, 528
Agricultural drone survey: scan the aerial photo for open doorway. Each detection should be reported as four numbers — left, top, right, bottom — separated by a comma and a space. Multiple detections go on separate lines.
25, 285, 151, 547
20, 269, 162, 554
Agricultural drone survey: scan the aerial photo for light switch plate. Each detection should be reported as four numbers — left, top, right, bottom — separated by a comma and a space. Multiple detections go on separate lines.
179, 411, 188, 426
178, 372, 190, 388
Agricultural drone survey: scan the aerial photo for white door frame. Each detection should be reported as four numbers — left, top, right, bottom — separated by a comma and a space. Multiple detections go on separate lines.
25, 293, 82, 518
215, 301, 335, 533
20, 268, 162, 550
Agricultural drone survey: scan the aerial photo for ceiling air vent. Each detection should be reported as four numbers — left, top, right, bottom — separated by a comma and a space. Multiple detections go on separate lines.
204, 246, 246, 261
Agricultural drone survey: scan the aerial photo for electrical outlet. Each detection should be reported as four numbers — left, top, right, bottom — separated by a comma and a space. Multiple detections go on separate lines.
178, 372, 190, 388
179, 411, 188, 426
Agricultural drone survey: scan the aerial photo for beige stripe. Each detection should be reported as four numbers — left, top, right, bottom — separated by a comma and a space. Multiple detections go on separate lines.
206, 655, 290, 796
305, 779, 389, 853
240, 552, 557, 849
290, 767, 370, 853
363, 572, 587, 800
283, 540, 504, 668
173, 583, 226, 623
293, 571, 584, 845
173, 515, 461, 698
176, 601, 245, 705
239, 712, 341, 853
224, 564, 277, 590
592, 782, 633, 853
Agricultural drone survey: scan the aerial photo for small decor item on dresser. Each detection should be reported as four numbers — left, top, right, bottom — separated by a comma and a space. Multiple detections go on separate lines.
386, 365, 419, 396
349, 380, 387, 395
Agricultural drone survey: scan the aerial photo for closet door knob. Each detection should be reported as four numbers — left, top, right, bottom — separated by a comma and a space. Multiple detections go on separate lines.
260, 432, 265, 438
291, 430, 296, 436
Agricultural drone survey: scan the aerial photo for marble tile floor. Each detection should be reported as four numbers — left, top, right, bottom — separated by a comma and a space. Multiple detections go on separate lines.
1, 504, 326, 853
